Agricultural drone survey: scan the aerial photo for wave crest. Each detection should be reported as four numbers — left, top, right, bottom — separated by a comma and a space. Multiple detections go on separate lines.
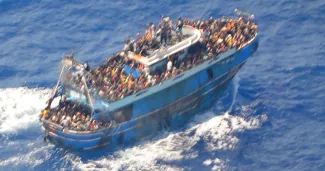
0, 87, 51, 133
72, 112, 267, 171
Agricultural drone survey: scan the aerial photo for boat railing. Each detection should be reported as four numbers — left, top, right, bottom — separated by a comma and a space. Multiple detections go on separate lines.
238, 32, 258, 49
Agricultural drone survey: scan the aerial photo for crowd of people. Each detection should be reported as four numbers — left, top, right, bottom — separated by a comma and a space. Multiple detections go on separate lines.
122, 16, 184, 57
184, 16, 257, 55
86, 15, 257, 102
41, 15, 258, 132
40, 96, 112, 131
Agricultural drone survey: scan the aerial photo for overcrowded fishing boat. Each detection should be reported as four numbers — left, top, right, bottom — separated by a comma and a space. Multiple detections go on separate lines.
40, 9, 259, 150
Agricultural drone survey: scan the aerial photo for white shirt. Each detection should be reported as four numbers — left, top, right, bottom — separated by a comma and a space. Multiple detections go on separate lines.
147, 75, 152, 83
51, 115, 57, 122
144, 66, 150, 76
63, 118, 70, 127
167, 61, 172, 71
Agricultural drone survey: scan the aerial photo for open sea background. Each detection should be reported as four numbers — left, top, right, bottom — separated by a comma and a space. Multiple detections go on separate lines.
0, 0, 324, 170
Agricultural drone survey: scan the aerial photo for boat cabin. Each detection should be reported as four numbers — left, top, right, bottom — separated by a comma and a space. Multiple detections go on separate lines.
124, 25, 201, 76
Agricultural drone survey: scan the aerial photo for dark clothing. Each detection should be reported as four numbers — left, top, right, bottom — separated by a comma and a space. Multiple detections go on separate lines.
161, 34, 167, 45
177, 19, 184, 34
59, 99, 67, 108
160, 25, 168, 45
177, 19, 184, 27
58, 99, 68, 111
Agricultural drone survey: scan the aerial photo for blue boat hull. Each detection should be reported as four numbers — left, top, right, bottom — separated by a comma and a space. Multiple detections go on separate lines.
41, 37, 258, 150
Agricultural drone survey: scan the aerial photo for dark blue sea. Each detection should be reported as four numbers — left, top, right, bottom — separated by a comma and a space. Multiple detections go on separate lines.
0, 0, 324, 170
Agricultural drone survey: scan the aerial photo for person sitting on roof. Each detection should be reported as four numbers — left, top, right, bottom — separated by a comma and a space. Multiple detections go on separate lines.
84, 62, 90, 71
123, 40, 131, 52
149, 24, 156, 42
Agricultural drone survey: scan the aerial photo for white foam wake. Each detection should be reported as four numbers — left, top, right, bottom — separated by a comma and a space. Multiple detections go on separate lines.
228, 75, 240, 112
72, 112, 267, 171
0, 144, 53, 168
0, 87, 51, 133
0, 87, 267, 170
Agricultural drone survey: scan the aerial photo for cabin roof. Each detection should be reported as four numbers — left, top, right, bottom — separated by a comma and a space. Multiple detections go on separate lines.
127, 25, 201, 67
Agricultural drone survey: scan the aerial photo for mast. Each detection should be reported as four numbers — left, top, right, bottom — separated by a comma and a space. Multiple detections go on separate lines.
81, 74, 94, 115
50, 65, 65, 99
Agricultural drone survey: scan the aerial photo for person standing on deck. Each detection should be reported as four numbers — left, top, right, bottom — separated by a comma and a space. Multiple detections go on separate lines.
150, 24, 156, 42
123, 40, 131, 52
177, 16, 184, 35
160, 23, 168, 45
